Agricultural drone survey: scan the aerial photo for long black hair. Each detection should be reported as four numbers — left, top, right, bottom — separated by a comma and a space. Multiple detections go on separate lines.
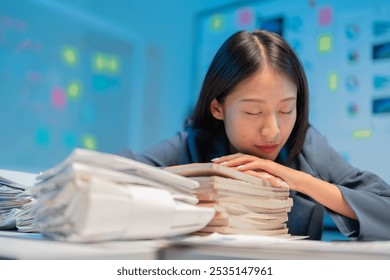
189, 29, 309, 160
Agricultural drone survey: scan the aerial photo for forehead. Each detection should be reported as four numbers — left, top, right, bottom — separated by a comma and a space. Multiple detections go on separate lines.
230, 67, 297, 101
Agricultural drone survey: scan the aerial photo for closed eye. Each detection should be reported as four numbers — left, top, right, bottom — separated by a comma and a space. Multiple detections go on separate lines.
245, 111, 262, 115
279, 109, 294, 115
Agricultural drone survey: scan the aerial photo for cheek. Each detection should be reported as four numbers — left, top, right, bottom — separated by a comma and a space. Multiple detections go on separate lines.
224, 112, 253, 142
281, 114, 297, 139
223, 114, 239, 137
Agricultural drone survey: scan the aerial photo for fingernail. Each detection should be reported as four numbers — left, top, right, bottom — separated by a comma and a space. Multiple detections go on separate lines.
263, 174, 273, 179
237, 165, 244, 169
220, 161, 228, 165
211, 158, 219, 162
276, 179, 284, 187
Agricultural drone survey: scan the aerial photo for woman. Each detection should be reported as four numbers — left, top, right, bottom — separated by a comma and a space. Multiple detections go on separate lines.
122, 30, 390, 240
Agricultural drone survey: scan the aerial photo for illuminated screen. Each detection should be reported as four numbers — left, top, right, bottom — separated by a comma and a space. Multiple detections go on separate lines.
194, 0, 390, 183
0, 0, 137, 172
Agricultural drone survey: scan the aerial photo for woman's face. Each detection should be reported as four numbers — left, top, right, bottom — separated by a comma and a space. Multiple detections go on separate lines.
210, 66, 297, 161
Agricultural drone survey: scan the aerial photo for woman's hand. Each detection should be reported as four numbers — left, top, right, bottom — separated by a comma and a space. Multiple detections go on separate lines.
212, 153, 309, 191
212, 153, 358, 220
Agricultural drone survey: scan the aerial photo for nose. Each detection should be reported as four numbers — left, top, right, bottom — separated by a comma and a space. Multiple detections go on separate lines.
259, 113, 280, 141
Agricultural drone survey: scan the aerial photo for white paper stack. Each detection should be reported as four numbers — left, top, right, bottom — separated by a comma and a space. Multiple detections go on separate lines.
27, 149, 215, 242
0, 172, 34, 230
165, 163, 292, 238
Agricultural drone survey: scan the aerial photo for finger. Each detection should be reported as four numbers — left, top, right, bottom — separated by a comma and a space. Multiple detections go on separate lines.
273, 177, 290, 189
236, 160, 277, 178
247, 158, 277, 177
214, 154, 259, 167
270, 176, 290, 189
236, 160, 267, 172
242, 170, 273, 184
243, 170, 289, 189
211, 153, 243, 163
222, 156, 257, 167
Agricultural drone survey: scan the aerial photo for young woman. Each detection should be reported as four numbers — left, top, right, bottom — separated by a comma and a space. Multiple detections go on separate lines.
122, 30, 390, 240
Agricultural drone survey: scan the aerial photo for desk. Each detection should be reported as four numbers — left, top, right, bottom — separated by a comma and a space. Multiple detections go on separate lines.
161, 241, 390, 260
0, 230, 164, 260
162, 233, 390, 260
1, 231, 390, 260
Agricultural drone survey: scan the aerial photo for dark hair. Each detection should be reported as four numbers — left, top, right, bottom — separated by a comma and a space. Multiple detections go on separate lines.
189, 29, 309, 160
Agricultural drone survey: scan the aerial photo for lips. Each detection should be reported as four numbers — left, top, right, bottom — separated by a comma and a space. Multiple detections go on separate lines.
255, 144, 279, 154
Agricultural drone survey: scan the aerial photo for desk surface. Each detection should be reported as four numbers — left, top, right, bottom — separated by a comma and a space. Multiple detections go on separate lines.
0, 230, 164, 260
163, 233, 390, 260
1, 231, 390, 260
162, 242, 390, 260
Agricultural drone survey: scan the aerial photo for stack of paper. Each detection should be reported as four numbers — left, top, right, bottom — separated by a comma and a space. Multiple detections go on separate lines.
165, 163, 292, 237
26, 149, 215, 242
0, 173, 34, 230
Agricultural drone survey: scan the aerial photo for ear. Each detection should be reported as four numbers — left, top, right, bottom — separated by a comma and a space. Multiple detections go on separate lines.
210, 98, 224, 120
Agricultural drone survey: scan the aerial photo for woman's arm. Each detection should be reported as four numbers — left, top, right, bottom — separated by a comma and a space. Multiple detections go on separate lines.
212, 153, 357, 220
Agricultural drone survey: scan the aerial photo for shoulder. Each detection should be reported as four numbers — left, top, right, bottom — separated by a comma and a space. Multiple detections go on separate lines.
186, 126, 230, 162
132, 131, 190, 167
145, 131, 189, 152
303, 126, 328, 147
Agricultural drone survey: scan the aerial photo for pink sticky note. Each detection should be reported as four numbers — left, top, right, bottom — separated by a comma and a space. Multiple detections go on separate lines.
51, 87, 66, 108
318, 6, 332, 26
238, 8, 253, 26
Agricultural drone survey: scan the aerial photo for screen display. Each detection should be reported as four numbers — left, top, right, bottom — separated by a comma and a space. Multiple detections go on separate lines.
0, 0, 139, 172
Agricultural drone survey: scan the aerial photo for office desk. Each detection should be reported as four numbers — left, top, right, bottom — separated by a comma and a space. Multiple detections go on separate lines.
1, 231, 390, 260
0, 230, 164, 260
162, 234, 390, 260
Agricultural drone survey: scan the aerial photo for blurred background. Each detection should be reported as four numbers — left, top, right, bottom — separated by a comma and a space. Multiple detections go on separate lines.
1, 0, 390, 239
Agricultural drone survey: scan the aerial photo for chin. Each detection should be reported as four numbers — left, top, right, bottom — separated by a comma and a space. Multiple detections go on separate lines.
248, 150, 277, 161
263, 154, 278, 161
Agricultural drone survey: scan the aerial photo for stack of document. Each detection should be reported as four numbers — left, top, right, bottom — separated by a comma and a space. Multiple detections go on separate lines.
26, 149, 215, 242
0, 172, 34, 230
165, 163, 292, 237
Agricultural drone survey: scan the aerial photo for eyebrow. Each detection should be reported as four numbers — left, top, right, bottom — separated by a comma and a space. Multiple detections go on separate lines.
239, 97, 297, 103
